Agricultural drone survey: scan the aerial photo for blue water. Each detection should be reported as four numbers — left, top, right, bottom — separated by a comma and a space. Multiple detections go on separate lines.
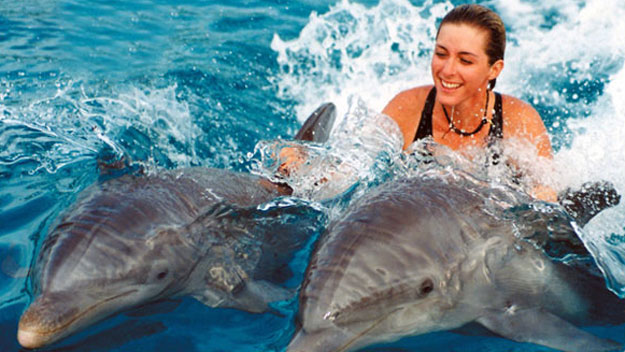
2, 0, 625, 351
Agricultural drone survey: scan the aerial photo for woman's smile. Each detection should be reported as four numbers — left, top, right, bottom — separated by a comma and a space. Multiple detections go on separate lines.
441, 80, 461, 89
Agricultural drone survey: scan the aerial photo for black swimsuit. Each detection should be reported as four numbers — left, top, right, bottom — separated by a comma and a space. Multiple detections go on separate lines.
413, 87, 503, 143
413, 87, 504, 164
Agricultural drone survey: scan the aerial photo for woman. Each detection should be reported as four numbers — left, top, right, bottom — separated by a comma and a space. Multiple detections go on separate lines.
382, 4, 556, 201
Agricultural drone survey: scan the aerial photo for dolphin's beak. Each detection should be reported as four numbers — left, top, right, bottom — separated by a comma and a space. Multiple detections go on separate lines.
17, 293, 79, 349
18, 289, 140, 348
287, 328, 353, 352
17, 326, 50, 349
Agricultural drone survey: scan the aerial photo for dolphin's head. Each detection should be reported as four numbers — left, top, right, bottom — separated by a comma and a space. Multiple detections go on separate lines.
18, 217, 194, 349
288, 178, 494, 352
289, 265, 454, 352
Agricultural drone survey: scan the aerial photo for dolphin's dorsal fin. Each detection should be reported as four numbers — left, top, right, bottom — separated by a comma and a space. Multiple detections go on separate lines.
294, 102, 336, 143
477, 308, 621, 352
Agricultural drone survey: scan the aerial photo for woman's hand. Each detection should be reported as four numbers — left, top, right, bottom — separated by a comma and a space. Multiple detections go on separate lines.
277, 146, 306, 176
531, 183, 558, 202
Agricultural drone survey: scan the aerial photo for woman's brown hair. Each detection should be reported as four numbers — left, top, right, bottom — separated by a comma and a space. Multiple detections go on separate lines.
437, 4, 506, 89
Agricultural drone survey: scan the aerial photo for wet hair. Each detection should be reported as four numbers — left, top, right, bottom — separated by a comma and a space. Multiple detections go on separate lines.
436, 4, 506, 89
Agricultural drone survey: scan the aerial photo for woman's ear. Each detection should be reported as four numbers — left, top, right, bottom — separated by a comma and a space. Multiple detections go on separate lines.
489, 59, 504, 80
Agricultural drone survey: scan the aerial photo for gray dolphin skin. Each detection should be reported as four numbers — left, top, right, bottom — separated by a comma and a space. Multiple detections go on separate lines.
17, 167, 311, 349
288, 173, 625, 352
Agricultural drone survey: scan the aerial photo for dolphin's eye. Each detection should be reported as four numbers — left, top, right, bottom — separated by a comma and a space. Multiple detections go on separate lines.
157, 271, 168, 280
419, 279, 434, 296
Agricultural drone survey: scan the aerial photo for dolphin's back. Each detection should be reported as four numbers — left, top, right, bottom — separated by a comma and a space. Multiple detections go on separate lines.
36, 168, 282, 293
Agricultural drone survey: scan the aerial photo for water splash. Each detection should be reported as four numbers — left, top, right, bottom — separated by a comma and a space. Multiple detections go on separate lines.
250, 97, 403, 201
271, 0, 451, 122
0, 81, 200, 176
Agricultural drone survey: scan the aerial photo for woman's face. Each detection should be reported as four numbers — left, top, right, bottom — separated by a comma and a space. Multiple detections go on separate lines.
431, 23, 502, 108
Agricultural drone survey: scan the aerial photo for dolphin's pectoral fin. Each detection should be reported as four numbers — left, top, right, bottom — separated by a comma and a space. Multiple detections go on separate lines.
193, 280, 293, 314
230, 280, 294, 314
477, 308, 622, 352
195, 264, 294, 314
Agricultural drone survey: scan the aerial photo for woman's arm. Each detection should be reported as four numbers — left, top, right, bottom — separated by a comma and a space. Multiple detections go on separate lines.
502, 96, 557, 202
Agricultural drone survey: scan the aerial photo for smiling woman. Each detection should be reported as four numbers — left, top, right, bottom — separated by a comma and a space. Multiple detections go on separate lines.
382, 4, 556, 201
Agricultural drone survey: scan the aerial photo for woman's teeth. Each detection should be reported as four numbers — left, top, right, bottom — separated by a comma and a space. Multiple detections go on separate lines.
442, 80, 460, 89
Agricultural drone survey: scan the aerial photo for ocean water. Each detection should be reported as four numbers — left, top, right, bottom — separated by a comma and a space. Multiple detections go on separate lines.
1, 0, 625, 351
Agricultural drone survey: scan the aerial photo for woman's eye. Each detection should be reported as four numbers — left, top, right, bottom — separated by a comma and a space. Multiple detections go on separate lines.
460, 58, 473, 64
435, 52, 446, 57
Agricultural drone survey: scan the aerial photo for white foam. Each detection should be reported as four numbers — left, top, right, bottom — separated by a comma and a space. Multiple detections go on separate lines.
271, 0, 452, 122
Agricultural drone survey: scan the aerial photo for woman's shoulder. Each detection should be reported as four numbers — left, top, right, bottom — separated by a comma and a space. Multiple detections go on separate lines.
382, 85, 433, 150
498, 92, 552, 157
386, 85, 433, 103
499, 93, 538, 115
382, 85, 432, 116
499, 93, 544, 128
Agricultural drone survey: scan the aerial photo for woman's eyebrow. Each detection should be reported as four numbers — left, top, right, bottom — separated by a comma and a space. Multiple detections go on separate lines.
435, 44, 479, 58
458, 51, 479, 57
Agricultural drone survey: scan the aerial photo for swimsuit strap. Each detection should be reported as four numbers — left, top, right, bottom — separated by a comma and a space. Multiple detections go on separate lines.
487, 92, 504, 165
413, 87, 437, 142
488, 92, 504, 141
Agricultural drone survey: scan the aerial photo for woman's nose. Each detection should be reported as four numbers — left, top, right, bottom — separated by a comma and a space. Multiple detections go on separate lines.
441, 59, 456, 76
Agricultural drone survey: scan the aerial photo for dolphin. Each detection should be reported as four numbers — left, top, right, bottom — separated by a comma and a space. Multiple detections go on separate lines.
17, 167, 320, 348
288, 171, 625, 352
17, 103, 337, 349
